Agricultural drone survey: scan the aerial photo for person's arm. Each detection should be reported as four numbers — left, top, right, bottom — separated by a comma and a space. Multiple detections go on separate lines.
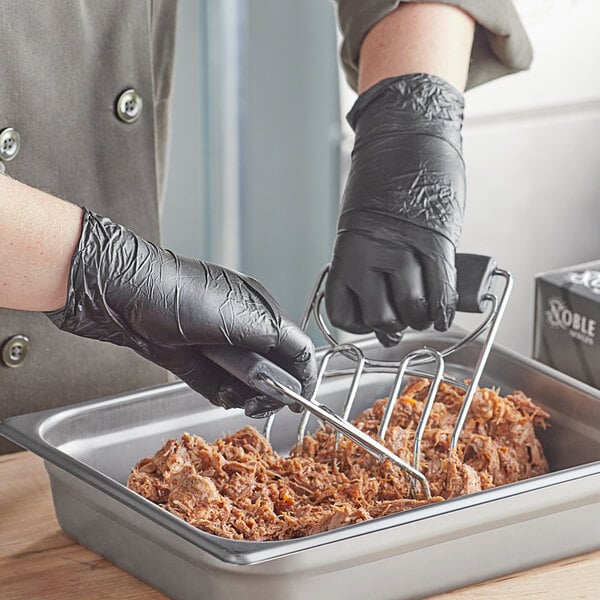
0, 175, 83, 311
325, 4, 474, 344
358, 3, 475, 93
336, 0, 532, 92
0, 174, 316, 417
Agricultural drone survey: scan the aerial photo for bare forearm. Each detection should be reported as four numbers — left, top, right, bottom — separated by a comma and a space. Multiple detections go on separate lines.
358, 2, 475, 93
0, 175, 83, 311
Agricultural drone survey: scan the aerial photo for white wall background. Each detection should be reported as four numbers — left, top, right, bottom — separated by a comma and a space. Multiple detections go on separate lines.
457, 0, 600, 354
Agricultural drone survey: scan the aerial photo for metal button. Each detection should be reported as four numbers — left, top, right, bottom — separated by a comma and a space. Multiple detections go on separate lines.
1, 335, 30, 368
0, 127, 21, 161
115, 88, 143, 124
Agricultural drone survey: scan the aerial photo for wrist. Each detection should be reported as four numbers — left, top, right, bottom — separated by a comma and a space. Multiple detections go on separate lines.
46, 210, 146, 340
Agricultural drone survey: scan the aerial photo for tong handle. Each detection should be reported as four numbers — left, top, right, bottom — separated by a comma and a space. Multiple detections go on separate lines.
203, 346, 302, 406
455, 253, 497, 313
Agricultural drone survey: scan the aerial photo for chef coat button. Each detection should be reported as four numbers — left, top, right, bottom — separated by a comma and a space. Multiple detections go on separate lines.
0, 127, 21, 161
1, 335, 30, 368
115, 88, 143, 124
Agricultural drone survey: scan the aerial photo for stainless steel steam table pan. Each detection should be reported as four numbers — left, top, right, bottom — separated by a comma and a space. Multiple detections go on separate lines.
2, 331, 600, 600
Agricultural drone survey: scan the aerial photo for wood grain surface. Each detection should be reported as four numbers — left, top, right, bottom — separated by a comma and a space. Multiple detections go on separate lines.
1, 451, 599, 600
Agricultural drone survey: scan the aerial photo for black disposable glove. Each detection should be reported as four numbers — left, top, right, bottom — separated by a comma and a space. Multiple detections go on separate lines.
326, 73, 465, 346
46, 209, 316, 418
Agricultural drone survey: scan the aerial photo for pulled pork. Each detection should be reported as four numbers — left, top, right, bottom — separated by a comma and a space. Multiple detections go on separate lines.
128, 379, 549, 541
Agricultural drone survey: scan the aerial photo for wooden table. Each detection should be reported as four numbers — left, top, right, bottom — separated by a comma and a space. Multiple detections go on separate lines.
2, 451, 599, 600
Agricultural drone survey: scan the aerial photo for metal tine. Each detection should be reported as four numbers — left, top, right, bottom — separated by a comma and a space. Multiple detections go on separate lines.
261, 292, 333, 441
450, 269, 512, 451
376, 348, 444, 499
263, 342, 437, 497
378, 349, 444, 444
262, 338, 330, 442
262, 410, 274, 442
262, 375, 432, 499
296, 344, 365, 447
294, 350, 330, 445
411, 351, 444, 472
333, 347, 366, 453
407, 351, 445, 498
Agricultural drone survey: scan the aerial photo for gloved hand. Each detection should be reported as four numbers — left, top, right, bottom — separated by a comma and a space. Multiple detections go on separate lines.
326, 73, 465, 346
45, 209, 316, 418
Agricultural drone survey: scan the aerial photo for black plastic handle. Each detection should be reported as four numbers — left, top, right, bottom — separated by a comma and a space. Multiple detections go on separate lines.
455, 253, 497, 313
203, 346, 302, 406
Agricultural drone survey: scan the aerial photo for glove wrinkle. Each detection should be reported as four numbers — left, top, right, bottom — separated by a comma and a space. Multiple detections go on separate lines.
173, 265, 188, 342
348, 74, 464, 136
326, 73, 465, 340
45, 208, 316, 414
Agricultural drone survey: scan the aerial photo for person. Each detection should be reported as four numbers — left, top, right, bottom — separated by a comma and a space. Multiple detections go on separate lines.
0, 1, 531, 454
0, 176, 317, 423
326, 0, 531, 345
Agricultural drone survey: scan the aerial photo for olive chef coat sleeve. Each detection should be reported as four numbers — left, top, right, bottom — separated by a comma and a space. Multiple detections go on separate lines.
335, 0, 533, 91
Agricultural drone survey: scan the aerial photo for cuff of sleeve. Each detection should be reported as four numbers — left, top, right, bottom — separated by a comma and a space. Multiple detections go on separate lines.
335, 0, 533, 92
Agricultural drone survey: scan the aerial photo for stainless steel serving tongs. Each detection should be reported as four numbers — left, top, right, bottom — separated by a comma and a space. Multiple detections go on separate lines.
204, 253, 513, 499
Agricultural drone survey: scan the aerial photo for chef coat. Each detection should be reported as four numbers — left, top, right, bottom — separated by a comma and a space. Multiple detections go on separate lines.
0, 1, 177, 453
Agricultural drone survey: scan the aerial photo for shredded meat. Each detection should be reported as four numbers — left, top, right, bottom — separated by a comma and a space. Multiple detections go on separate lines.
128, 379, 549, 541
